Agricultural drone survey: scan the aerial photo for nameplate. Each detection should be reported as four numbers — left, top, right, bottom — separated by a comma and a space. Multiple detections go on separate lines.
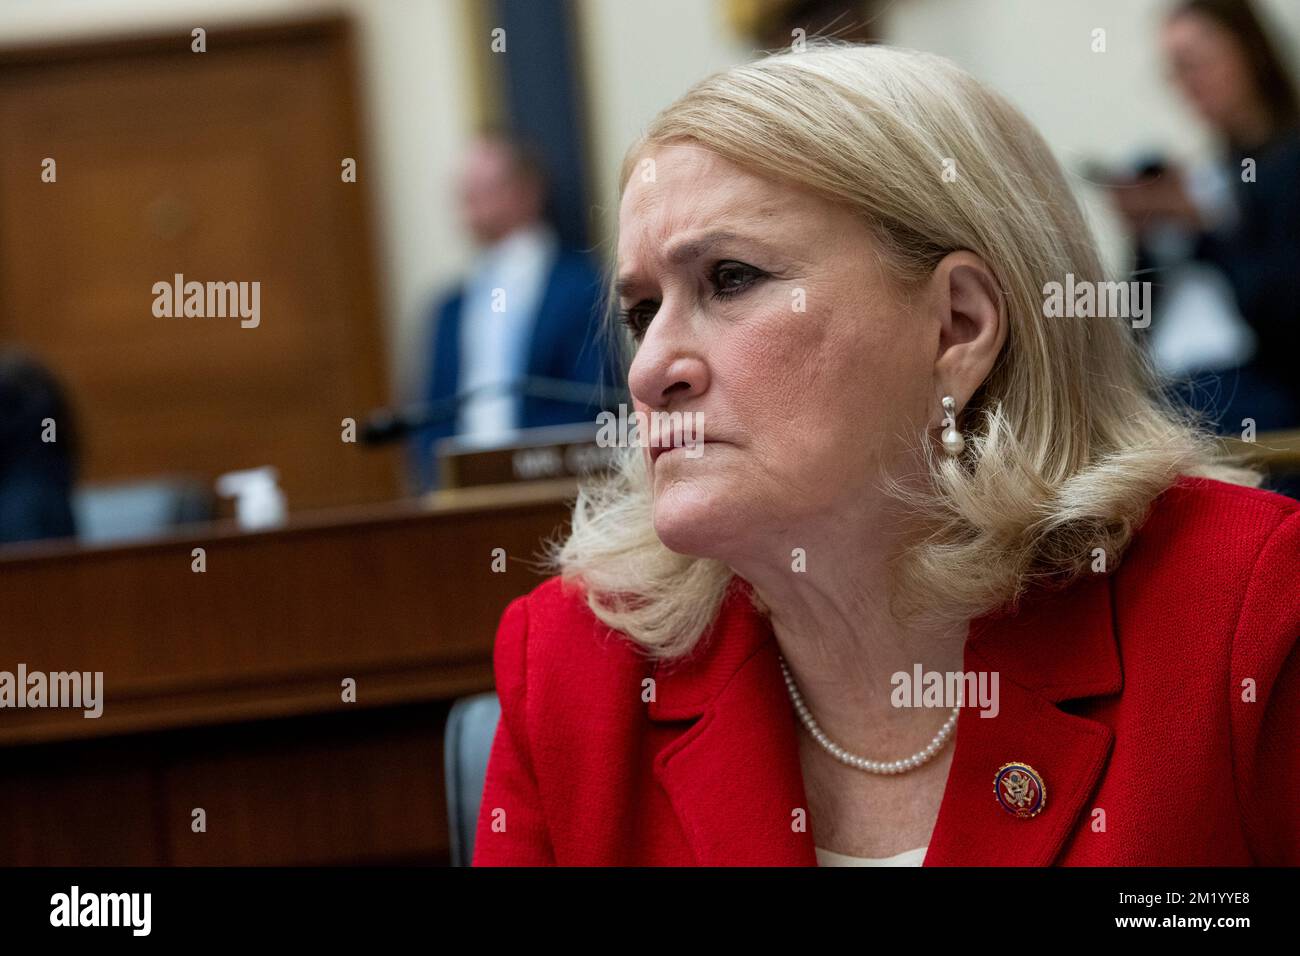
436, 422, 617, 488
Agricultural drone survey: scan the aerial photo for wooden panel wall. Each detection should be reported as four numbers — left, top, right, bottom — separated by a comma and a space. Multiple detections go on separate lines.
0, 18, 398, 510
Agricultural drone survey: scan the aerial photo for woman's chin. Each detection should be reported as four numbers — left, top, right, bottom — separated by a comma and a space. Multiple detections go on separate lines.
650, 483, 734, 557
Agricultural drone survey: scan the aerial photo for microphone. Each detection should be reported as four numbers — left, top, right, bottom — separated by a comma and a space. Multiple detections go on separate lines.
360, 376, 630, 445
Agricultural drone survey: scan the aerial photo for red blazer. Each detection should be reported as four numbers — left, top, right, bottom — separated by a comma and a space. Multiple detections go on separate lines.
473, 476, 1300, 865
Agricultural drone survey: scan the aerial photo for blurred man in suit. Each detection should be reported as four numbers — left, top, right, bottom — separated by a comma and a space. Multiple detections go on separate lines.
411, 133, 610, 492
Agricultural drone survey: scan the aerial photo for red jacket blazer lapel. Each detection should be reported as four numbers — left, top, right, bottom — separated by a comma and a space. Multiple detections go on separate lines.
648, 573, 1121, 866
475, 479, 1300, 868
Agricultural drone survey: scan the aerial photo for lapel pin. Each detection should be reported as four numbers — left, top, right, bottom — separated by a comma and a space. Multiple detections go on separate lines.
994, 762, 1046, 818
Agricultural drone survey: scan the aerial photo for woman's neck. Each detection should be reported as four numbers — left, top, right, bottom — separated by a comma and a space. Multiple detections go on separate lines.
733, 520, 970, 749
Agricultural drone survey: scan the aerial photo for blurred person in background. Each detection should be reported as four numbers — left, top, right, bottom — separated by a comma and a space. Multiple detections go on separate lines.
1107, 0, 1300, 435
0, 349, 77, 545
410, 132, 609, 492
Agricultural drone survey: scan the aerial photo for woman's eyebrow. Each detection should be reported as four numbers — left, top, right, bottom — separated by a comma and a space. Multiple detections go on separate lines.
616, 229, 778, 295
662, 229, 748, 266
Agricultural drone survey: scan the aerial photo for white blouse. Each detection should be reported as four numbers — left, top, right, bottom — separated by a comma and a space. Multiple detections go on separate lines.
815, 845, 927, 866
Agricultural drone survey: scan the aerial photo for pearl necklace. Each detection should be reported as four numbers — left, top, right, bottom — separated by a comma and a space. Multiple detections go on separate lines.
778, 654, 961, 775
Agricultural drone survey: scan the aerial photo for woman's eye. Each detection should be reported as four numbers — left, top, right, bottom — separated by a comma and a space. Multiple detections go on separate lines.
618, 262, 763, 340
618, 302, 657, 339
712, 261, 764, 298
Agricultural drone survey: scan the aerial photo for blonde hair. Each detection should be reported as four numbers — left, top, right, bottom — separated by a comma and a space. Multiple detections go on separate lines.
543, 40, 1260, 660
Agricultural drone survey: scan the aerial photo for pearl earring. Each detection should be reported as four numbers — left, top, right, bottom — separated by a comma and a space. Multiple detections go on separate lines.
940, 395, 965, 457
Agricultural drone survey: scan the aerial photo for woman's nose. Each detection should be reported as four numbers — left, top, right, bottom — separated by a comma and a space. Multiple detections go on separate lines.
627, 329, 709, 409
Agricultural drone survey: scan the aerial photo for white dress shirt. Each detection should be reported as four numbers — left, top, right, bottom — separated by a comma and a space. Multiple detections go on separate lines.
456, 222, 558, 444
815, 845, 927, 866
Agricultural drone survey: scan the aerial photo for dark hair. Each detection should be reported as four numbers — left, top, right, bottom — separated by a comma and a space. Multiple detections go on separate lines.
1170, 0, 1300, 137
0, 349, 79, 543
0, 349, 78, 464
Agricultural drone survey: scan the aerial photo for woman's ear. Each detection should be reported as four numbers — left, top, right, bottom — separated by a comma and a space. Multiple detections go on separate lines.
928, 250, 1007, 420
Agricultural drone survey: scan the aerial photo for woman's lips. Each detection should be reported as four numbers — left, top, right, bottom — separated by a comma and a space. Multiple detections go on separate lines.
650, 439, 721, 464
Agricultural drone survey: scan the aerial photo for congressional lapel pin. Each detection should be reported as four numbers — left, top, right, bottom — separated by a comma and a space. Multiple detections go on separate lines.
994, 762, 1046, 818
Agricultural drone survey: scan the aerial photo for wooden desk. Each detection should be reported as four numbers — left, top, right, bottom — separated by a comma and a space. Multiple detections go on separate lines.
0, 479, 577, 865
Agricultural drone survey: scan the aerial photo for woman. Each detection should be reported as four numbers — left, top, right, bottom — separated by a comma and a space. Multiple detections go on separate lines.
473, 42, 1300, 866
1108, 0, 1300, 434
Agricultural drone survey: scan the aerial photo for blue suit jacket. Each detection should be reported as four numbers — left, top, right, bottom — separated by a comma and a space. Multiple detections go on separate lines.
410, 248, 617, 491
